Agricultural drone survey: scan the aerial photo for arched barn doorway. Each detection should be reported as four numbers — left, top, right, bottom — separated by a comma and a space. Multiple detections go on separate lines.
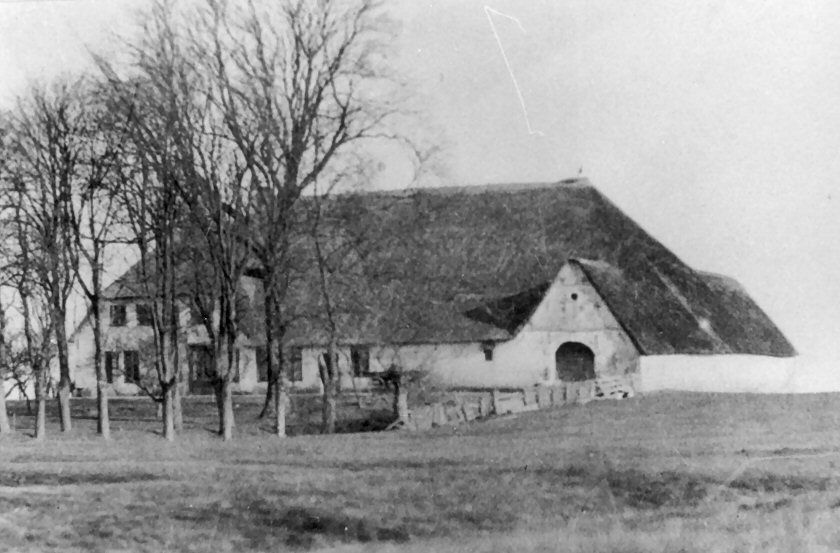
555, 342, 596, 382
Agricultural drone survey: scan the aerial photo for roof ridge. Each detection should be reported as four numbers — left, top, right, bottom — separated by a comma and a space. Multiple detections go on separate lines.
347, 178, 593, 197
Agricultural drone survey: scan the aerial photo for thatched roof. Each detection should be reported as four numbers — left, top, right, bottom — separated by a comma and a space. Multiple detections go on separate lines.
281, 179, 795, 356
102, 179, 795, 357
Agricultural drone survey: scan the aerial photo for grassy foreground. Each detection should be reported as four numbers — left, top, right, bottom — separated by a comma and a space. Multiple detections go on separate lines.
1, 392, 840, 552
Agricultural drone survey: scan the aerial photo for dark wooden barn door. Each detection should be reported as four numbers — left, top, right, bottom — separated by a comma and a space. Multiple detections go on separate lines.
555, 342, 596, 382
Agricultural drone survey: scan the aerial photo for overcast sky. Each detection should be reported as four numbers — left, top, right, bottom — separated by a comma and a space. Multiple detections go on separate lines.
1, 0, 839, 391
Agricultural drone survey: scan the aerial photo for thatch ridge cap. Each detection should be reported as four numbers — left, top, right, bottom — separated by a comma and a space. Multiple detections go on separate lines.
337, 178, 593, 198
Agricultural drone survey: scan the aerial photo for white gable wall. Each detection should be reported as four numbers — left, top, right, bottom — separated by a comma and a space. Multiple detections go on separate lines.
67, 300, 160, 394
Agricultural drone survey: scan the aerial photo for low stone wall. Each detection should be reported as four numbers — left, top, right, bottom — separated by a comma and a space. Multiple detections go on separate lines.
403, 376, 634, 431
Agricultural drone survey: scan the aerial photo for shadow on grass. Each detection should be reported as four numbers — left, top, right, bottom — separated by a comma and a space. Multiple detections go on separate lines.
173, 496, 409, 550
0, 471, 163, 487
728, 472, 832, 493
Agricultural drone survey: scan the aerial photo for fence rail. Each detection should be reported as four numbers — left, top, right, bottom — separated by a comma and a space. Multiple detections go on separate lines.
404, 376, 635, 431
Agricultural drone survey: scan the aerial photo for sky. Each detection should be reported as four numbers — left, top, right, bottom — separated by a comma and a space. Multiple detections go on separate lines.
1, 0, 839, 391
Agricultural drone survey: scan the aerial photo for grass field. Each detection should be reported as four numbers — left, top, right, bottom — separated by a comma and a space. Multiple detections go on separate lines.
2, 391, 840, 552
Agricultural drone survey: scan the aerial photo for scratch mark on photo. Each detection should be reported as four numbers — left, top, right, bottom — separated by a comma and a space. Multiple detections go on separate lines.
484, 5, 544, 137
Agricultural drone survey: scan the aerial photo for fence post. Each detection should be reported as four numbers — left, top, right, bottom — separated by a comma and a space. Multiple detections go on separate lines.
491, 389, 500, 415
537, 386, 549, 409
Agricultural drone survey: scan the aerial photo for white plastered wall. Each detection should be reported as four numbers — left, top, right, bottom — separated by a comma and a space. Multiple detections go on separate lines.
301, 262, 640, 389
639, 355, 797, 393
68, 297, 265, 395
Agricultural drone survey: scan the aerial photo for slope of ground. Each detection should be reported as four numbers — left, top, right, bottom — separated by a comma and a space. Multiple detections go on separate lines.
1, 392, 839, 552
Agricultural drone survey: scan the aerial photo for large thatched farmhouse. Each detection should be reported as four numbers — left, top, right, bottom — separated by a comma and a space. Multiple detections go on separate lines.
67, 179, 796, 396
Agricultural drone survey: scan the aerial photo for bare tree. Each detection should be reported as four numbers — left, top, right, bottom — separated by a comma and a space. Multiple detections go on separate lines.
6, 340, 36, 412
105, 126, 186, 441
0, 117, 11, 434
1, 80, 88, 433
97, 55, 187, 441
185, 0, 409, 435
4, 188, 56, 440
0, 294, 11, 434
171, 93, 253, 442
100, 0, 256, 440
310, 195, 340, 434
68, 80, 129, 440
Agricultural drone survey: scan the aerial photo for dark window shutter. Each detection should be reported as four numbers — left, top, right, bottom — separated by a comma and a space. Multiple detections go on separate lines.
351, 346, 370, 377
233, 350, 241, 383
104, 352, 115, 383
256, 347, 268, 382
124, 351, 140, 383
110, 305, 126, 327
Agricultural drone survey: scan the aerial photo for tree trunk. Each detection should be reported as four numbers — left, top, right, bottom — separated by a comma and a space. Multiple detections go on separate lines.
393, 375, 409, 421
275, 384, 286, 437
274, 346, 286, 437
173, 382, 183, 431
162, 385, 175, 441
0, 302, 10, 434
260, 376, 275, 419
57, 384, 72, 433
97, 382, 110, 439
214, 379, 224, 435
320, 343, 338, 434
91, 298, 110, 439
0, 377, 10, 434
35, 373, 46, 440
220, 378, 234, 441
53, 306, 72, 433
35, 398, 46, 440
259, 293, 277, 419
322, 381, 337, 434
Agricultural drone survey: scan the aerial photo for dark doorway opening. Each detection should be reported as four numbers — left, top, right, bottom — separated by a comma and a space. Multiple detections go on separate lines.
189, 345, 216, 394
555, 342, 596, 382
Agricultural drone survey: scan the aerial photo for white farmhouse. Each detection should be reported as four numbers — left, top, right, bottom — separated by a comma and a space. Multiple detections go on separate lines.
67, 179, 796, 395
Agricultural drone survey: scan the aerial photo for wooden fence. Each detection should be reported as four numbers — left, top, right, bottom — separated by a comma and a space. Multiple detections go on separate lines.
402, 376, 634, 431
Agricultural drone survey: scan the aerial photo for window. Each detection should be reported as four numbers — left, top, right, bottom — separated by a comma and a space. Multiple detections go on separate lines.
136, 303, 153, 326
482, 341, 495, 362
288, 347, 303, 382
110, 304, 127, 327
124, 351, 141, 383
104, 351, 118, 383
256, 346, 269, 382
350, 346, 370, 377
